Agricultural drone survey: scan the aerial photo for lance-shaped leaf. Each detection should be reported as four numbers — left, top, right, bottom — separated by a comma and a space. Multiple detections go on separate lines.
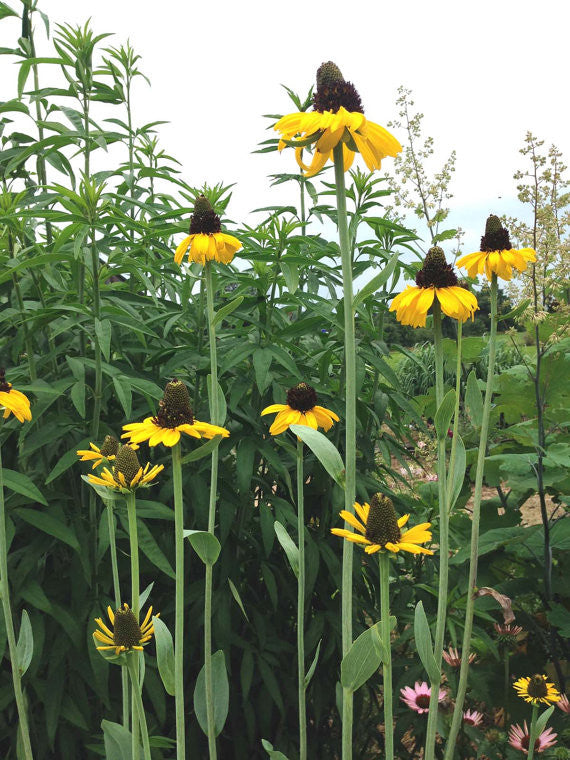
414, 601, 440, 683
153, 616, 175, 696
340, 622, 383, 692
193, 650, 229, 737
184, 530, 221, 566
290, 425, 345, 488
274, 521, 299, 578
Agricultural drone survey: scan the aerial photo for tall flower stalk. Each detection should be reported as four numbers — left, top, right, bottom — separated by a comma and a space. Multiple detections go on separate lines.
296, 439, 307, 760
424, 299, 449, 760
445, 213, 535, 755
0, 437, 34, 760
379, 552, 393, 760
204, 260, 220, 759
126, 489, 141, 760
171, 442, 186, 759
333, 141, 357, 757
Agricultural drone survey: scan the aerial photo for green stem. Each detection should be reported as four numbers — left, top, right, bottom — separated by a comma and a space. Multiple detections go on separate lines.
333, 143, 356, 760
204, 261, 219, 759
0, 438, 34, 760
172, 443, 186, 760
446, 321, 462, 512
504, 649, 510, 724
105, 499, 129, 729
126, 655, 152, 760
297, 439, 307, 760
126, 491, 140, 760
89, 228, 102, 590
379, 553, 393, 760
425, 301, 449, 760
443, 275, 498, 759
527, 703, 539, 760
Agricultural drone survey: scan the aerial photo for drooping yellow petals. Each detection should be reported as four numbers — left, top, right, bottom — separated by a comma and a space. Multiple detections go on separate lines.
122, 416, 229, 448
0, 385, 32, 423
174, 232, 242, 267
389, 285, 478, 328
274, 106, 401, 178
261, 401, 339, 436
456, 247, 536, 281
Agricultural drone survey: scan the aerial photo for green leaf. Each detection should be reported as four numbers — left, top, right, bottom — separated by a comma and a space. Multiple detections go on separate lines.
431, 228, 458, 243
499, 298, 531, 322
153, 616, 175, 696
95, 318, 112, 362
274, 521, 299, 577
206, 375, 227, 426
193, 650, 229, 737
340, 623, 383, 692
3, 469, 48, 505
465, 370, 483, 428
448, 434, 466, 510
212, 295, 244, 327
434, 389, 456, 440
280, 261, 299, 294
70, 380, 86, 418
184, 530, 221, 565
135, 519, 175, 579
180, 436, 221, 464
113, 376, 132, 419
16, 610, 33, 676
353, 252, 399, 307
535, 705, 555, 735
304, 639, 321, 688
290, 425, 345, 488
14, 508, 79, 551
253, 348, 273, 394
0, 3, 18, 20
414, 601, 440, 683
92, 635, 127, 667
261, 740, 290, 759
228, 578, 249, 622
102, 718, 138, 759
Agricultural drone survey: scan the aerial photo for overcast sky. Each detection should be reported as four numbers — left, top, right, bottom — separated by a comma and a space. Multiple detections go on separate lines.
1, 0, 569, 254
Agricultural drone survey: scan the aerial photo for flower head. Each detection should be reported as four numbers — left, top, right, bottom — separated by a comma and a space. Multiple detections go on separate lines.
457, 215, 536, 281
557, 693, 570, 714
274, 61, 401, 178
494, 622, 523, 645
442, 645, 477, 668
87, 444, 164, 492
174, 195, 241, 266
94, 603, 157, 656
0, 369, 32, 423
509, 721, 557, 754
77, 435, 121, 469
400, 681, 445, 714
261, 382, 339, 436
389, 246, 479, 327
513, 674, 560, 706
463, 709, 484, 727
331, 493, 433, 556
122, 379, 229, 447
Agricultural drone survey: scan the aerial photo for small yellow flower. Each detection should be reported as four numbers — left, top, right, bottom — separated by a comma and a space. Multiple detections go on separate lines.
77, 435, 122, 469
456, 215, 536, 281
389, 246, 478, 328
174, 195, 241, 266
331, 493, 433, 556
0, 369, 32, 423
122, 379, 229, 447
87, 444, 163, 493
94, 603, 157, 656
513, 674, 560, 706
274, 61, 401, 178
261, 382, 339, 436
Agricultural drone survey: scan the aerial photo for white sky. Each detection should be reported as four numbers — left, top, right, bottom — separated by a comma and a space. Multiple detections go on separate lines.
1, 0, 569, 253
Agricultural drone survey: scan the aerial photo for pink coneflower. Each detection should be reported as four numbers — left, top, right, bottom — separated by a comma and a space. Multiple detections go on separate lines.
426, 473, 438, 482
442, 645, 477, 668
508, 722, 557, 754
494, 623, 523, 637
417, 440, 427, 450
400, 681, 446, 714
557, 693, 570, 714
463, 709, 483, 727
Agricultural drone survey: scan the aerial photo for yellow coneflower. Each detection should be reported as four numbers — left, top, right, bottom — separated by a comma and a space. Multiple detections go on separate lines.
77, 435, 122, 469
274, 61, 401, 178
389, 246, 479, 328
88, 444, 163, 493
331, 493, 433, 556
94, 603, 157, 656
513, 674, 560, 706
457, 215, 536, 281
122, 379, 229, 447
261, 382, 339, 435
174, 195, 241, 266
0, 369, 32, 423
